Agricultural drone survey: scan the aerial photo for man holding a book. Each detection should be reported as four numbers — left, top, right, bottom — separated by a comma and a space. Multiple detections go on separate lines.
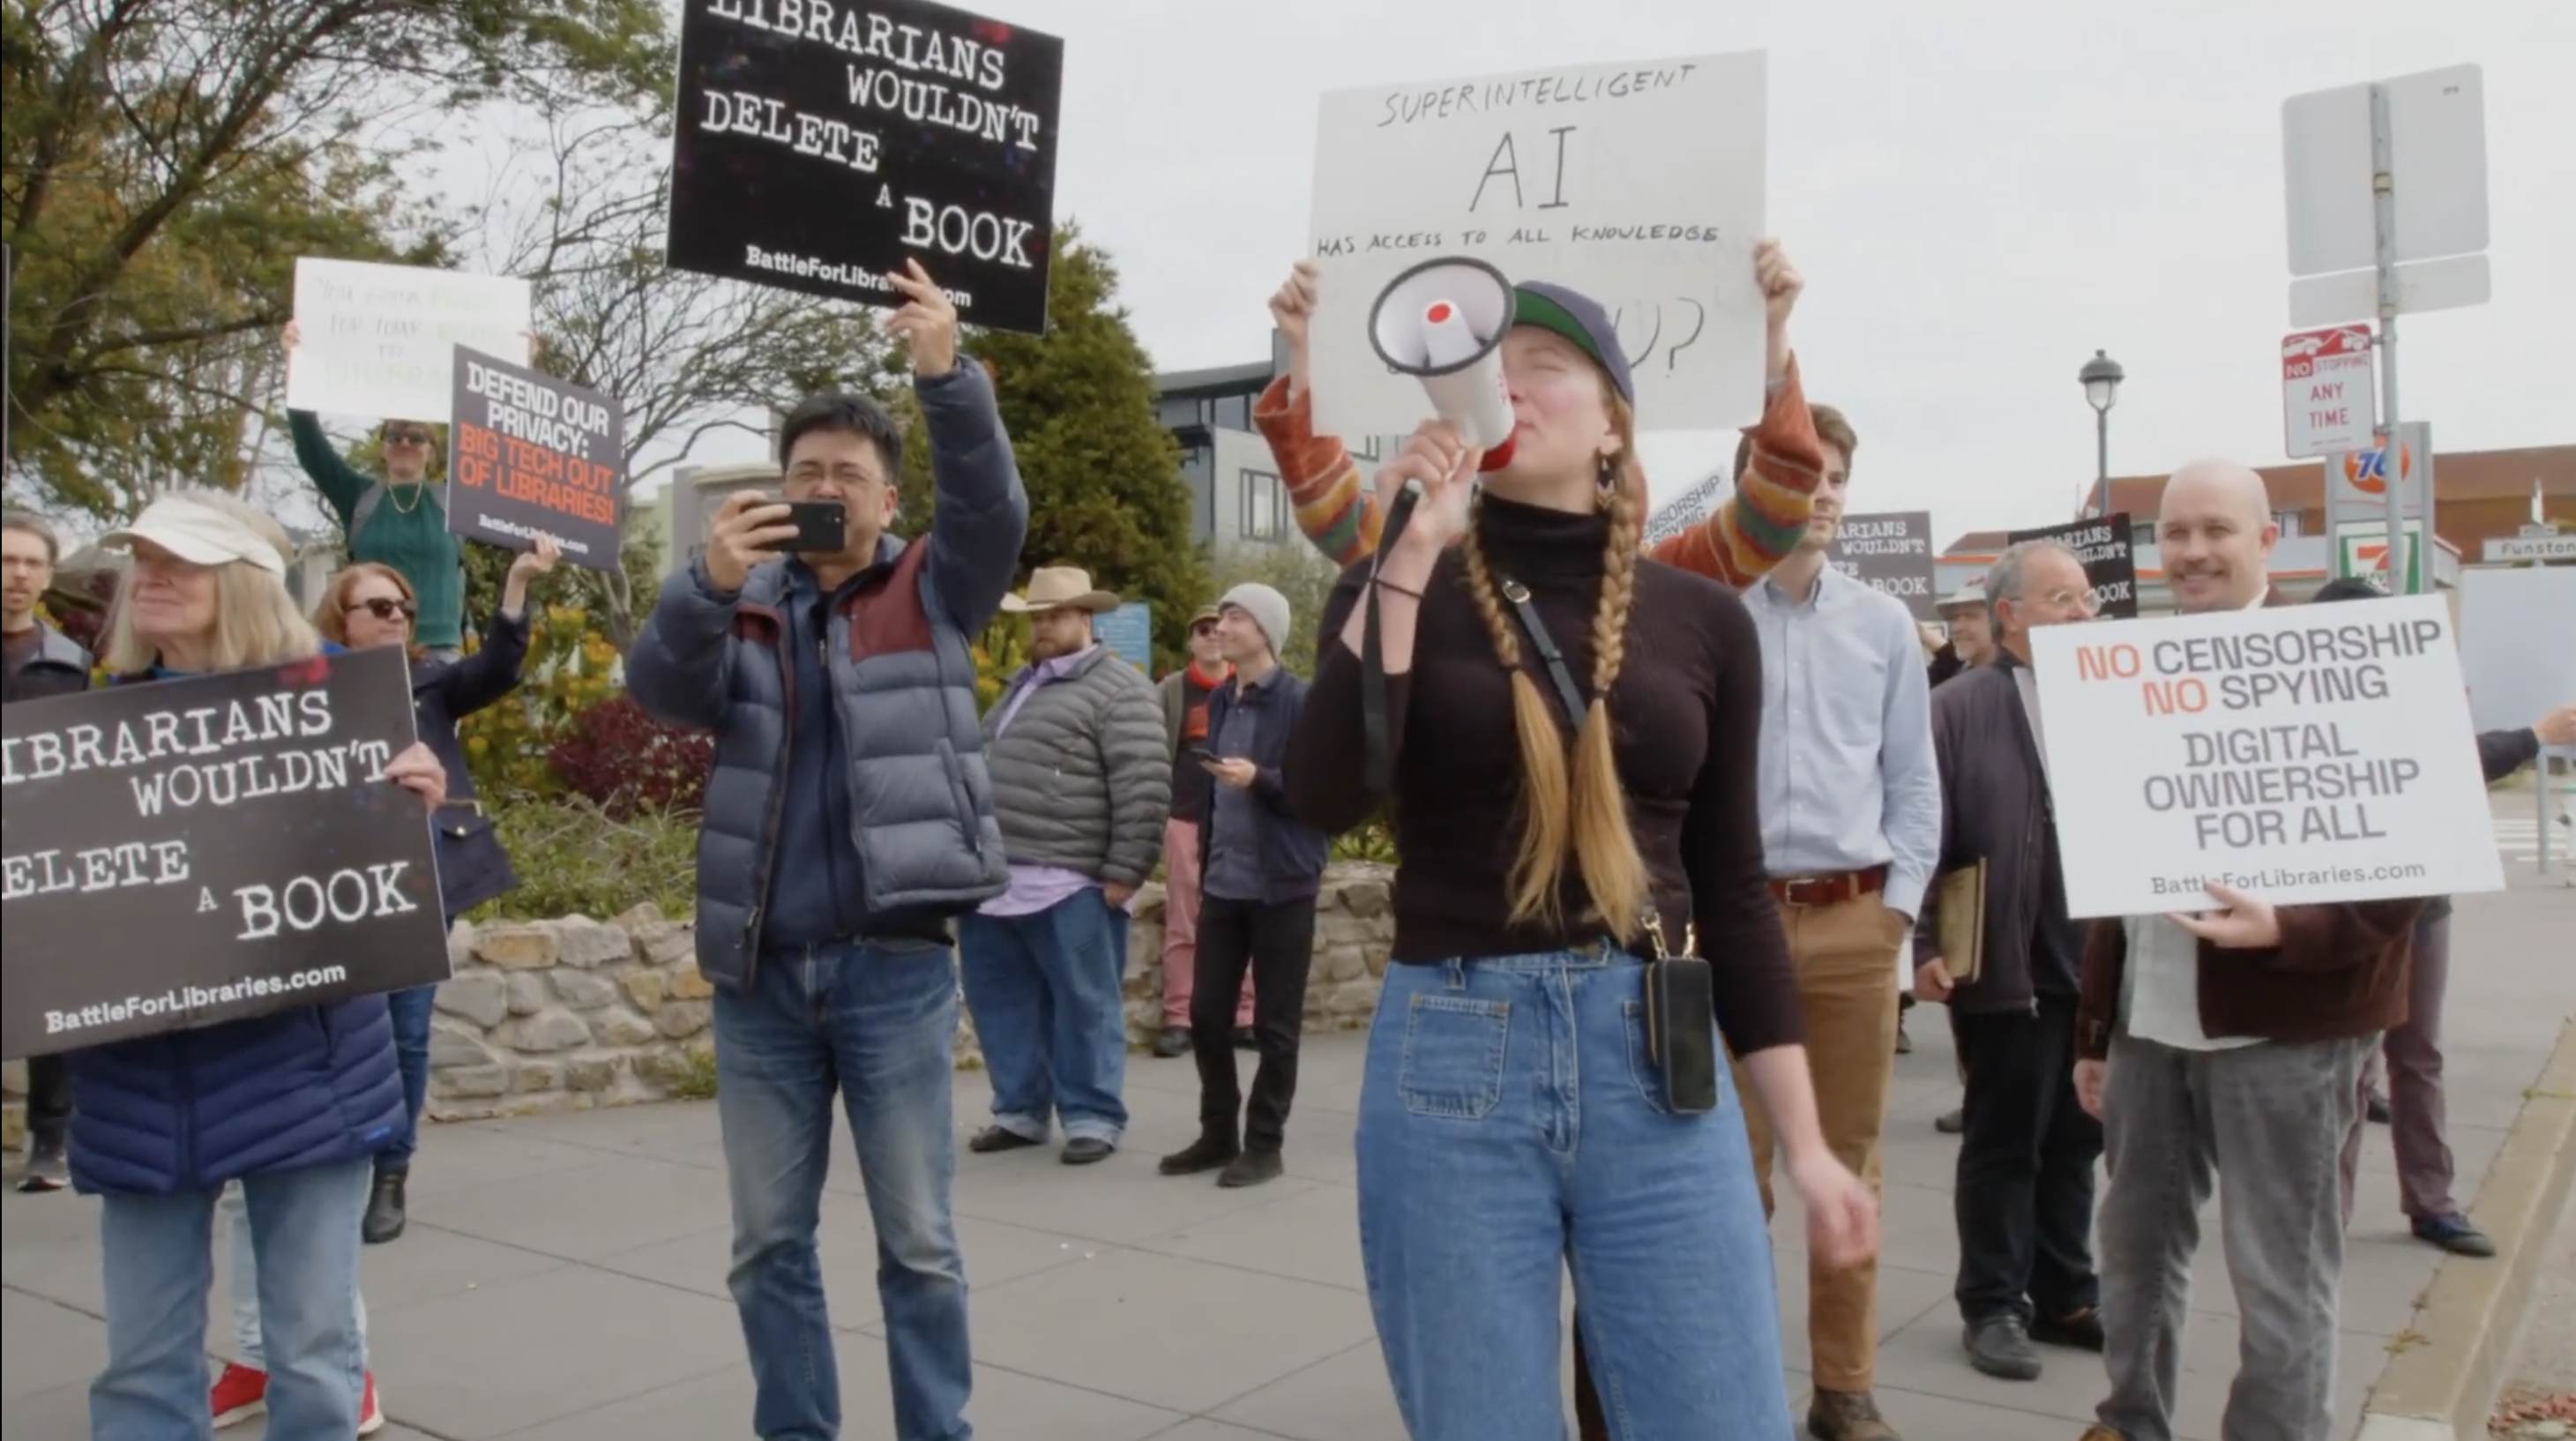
1912, 537, 2105, 1383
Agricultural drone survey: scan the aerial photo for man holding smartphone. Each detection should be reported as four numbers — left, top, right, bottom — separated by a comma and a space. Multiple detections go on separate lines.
626, 260, 1027, 1441
1157, 584, 1328, 1189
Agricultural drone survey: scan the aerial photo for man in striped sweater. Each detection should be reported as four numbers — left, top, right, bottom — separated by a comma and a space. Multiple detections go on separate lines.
1250, 244, 1828, 585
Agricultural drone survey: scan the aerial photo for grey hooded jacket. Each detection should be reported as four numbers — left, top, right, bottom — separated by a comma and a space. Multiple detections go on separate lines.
626, 362, 1029, 988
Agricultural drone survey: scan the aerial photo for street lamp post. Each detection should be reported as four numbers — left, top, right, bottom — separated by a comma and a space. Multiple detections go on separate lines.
2079, 348, 2124, 513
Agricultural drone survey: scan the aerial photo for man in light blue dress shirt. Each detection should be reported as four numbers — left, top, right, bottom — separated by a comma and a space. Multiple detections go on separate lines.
1732, 412, 1941, 1441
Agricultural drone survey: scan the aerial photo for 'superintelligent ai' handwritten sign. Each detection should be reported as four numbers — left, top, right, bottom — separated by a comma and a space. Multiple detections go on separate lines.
1307, 51, 1766, 437
2032, 594, 2501, 918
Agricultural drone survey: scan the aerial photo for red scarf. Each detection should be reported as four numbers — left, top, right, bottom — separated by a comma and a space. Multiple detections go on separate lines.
1181, 659, 1233, 743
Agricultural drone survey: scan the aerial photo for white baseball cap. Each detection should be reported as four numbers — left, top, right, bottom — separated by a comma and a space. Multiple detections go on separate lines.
102, 495, 287, 577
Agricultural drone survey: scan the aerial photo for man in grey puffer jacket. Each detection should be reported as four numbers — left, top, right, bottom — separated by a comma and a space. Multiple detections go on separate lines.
959, 565, 1171, 1164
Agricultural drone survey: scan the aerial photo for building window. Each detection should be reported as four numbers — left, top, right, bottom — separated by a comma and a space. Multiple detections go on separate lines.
2132, 521, 2156, 549
1240, 468, 1284, 541
1213, 392, 1251, 432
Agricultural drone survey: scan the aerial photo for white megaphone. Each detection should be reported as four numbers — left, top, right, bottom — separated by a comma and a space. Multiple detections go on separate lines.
1368, 257, 1518, 473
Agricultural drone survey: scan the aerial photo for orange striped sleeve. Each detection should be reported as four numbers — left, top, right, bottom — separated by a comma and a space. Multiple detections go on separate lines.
1647, 356, 1825, 588
1252, 375, 1383, 569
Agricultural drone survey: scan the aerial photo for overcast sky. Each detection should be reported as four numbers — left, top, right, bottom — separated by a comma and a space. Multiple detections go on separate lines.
654, 0, 2568, 549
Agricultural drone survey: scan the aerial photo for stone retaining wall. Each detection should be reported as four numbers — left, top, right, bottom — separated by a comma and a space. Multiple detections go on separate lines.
0, 867, 1400, 1131
427, 864, 1397, 1120
426, 902, 718, 1121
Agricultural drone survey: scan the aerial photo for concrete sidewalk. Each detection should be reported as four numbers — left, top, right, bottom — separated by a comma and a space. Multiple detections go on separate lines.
6, 847, 2569, 1439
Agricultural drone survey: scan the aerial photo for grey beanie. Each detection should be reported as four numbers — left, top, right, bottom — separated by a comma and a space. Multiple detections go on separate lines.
1217, 582, 1291, 658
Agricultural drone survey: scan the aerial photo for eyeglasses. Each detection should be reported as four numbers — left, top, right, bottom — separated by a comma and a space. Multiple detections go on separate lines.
347, 597, 417, 623
2041, 589, 2102, 615
384, 429, 432, 447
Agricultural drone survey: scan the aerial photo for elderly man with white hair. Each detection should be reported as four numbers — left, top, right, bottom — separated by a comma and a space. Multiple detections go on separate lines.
2072, 459, 2426, 1441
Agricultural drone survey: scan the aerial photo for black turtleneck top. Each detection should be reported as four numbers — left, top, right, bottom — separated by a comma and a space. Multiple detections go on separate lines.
1284, 496, 1802, 1056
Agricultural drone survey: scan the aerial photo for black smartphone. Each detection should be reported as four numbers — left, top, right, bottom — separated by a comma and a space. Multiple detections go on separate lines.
1644, 957, 1720, 1115
782, 500, 846, 552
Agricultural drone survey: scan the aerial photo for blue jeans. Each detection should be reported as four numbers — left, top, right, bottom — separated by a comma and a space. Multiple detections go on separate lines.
956, 890, 1131, 1144
223, 1183, 368, 1369
93, 1159, 371, 1441
714, 941, 973, 1441
1355, 952, 1790, 1441
377, 983, 436, 1171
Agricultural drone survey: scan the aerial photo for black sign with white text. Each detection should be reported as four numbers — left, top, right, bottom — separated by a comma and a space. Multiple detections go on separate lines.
2009, 511, 2140, 619
1829, 510, 1938, 619
448, 347, 627, 571
668, 0, 1064, 334
1, 647, 450, 1058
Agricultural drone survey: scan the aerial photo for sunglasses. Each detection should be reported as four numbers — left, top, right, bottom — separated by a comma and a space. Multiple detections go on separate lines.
347, 597, 417, 623
384, 429, 433, 447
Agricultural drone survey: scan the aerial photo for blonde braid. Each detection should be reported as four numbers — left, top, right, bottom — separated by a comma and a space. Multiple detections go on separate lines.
1460, 509, 1575, 933
1569, 407, 1651, 940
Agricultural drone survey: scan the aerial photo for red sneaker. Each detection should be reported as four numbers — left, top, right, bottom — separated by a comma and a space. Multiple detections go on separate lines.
359, 1372, 385, 1436
209, 1363, 267, 1429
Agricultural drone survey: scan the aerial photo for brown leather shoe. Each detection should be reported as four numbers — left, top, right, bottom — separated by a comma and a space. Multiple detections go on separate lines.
1808, 1389, 1900, 1441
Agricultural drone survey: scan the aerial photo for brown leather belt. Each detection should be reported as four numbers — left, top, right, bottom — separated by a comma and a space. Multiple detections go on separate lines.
1766, 864, 1889, 908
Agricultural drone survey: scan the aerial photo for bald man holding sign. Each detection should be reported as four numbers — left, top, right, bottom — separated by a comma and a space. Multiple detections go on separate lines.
2070, 460, 2426, 1441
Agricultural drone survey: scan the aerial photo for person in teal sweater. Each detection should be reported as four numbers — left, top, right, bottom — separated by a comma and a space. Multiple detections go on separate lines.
282, 320, 468, 655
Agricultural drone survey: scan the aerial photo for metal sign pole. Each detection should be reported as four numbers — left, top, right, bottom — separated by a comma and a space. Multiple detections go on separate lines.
2370, 83, 2410, 594
2542, 750, 2560, 880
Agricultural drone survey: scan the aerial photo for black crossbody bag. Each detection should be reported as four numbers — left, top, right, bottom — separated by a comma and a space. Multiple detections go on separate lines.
1494, 576, 1721, 1116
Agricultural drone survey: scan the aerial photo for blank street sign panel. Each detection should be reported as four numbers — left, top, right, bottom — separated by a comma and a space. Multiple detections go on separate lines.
2282, 63, 2488, 278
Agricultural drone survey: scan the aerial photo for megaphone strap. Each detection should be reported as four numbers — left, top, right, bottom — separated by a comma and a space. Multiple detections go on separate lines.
1360, 480, 1429, 793
1496, 576, 1589, 733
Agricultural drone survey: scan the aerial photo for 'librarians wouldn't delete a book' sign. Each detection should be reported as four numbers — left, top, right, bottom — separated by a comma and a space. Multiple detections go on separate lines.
668, 0, 1064, 334
0, 648, 452, 1058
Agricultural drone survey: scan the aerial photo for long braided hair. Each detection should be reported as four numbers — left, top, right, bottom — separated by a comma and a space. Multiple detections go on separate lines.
1455, 386, 1651, 940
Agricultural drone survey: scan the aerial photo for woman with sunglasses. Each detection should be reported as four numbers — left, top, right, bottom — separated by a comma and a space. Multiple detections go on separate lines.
282, 320, 469, 660
74, 489, 448, 1441
318, 536, 558, 1235
1284, 273, 1879, 1440
201, 537, 556, 1430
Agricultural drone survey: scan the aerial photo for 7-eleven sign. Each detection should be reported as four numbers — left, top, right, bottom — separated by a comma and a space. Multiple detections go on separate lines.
2336, 521, 2425, 594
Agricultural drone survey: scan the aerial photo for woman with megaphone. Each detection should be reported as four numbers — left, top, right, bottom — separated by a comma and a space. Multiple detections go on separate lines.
1282, 265, 1877, 1441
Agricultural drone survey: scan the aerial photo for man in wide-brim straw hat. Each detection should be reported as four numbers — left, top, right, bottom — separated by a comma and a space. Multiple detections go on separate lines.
959, 565, 1171, 1165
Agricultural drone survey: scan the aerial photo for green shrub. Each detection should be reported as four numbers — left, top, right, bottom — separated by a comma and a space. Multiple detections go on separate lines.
1331, 815, 1398, 864
470, 796, 698, 922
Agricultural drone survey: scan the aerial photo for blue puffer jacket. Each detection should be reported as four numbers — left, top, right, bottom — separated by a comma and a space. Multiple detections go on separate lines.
65, 661, 407, 1196
627, 362, 1028, 988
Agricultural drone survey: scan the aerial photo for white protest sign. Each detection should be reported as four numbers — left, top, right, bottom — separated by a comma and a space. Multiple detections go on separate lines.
2281, 325, 2374, 459
2032, 595, 2500, 919
1307, 52, 1766, 438
287, 259, 533, 422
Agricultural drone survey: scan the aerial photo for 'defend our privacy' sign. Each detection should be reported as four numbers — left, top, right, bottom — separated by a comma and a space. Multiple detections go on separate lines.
0, 647, 451, 1058
668, 0, 1064, 334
